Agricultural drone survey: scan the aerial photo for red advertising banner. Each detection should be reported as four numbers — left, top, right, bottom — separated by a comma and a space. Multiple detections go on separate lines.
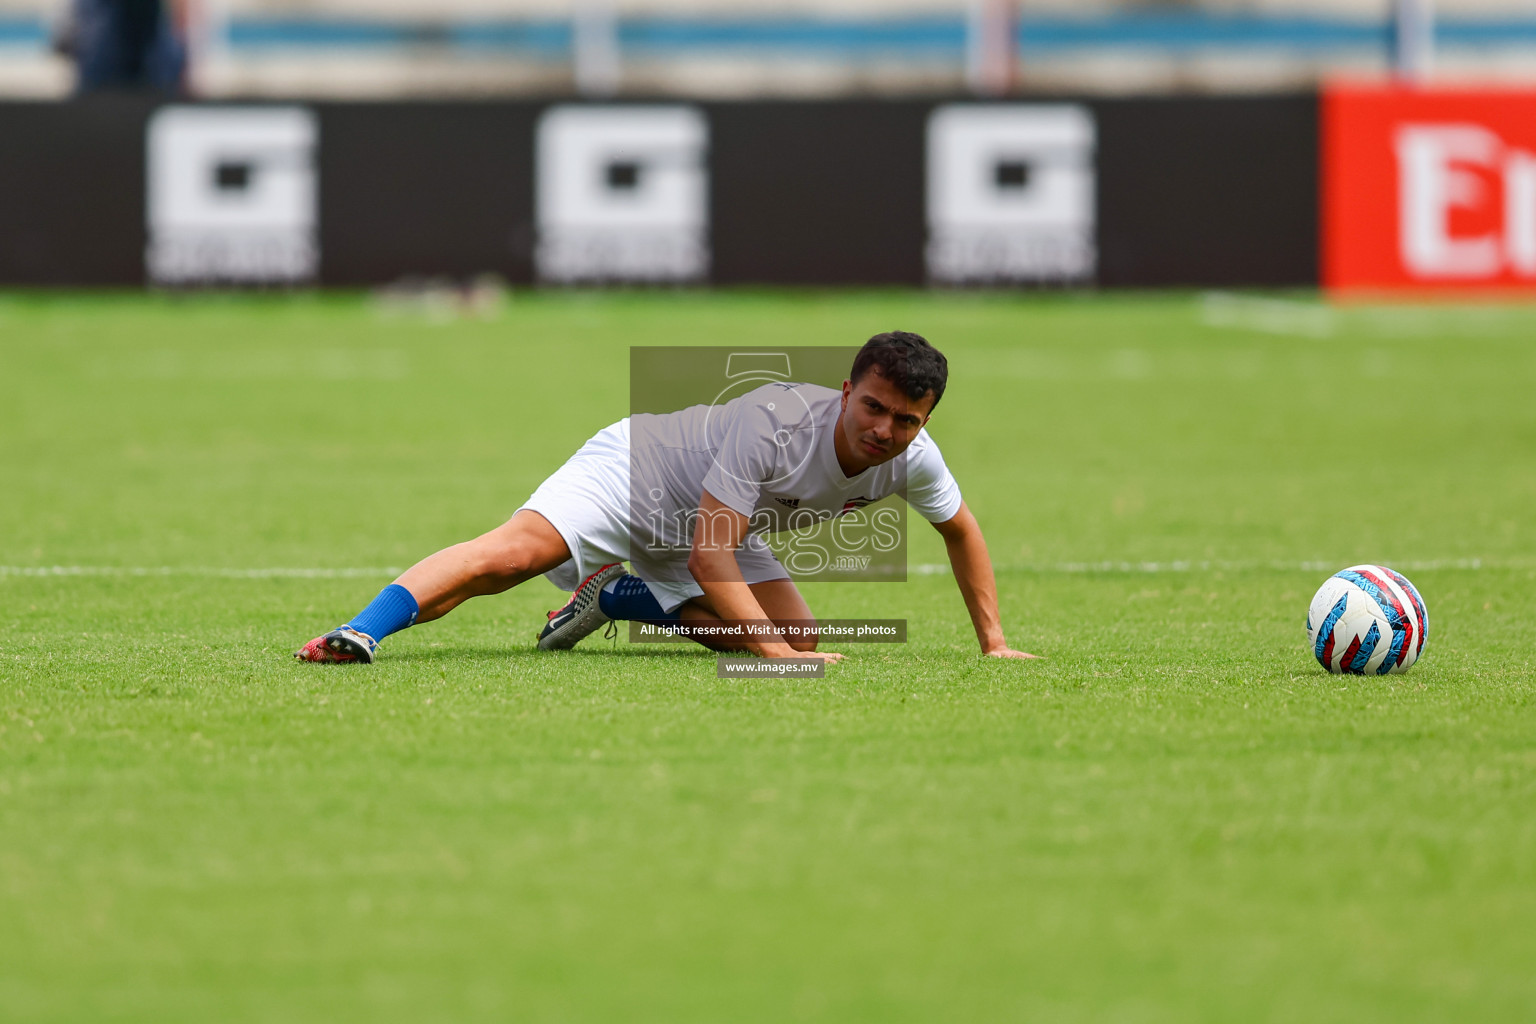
1323, 84, 1536, 294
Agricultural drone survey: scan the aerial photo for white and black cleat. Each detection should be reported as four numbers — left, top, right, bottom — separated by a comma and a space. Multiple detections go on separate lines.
537, 563, 626, 651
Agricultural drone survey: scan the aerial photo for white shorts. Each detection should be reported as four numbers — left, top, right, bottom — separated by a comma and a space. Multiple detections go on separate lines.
518, 419, 791, 613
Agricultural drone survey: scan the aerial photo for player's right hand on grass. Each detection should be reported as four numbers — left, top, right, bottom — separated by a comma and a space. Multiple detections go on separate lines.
784, 649, 844, 664
984, 646, 1040, 660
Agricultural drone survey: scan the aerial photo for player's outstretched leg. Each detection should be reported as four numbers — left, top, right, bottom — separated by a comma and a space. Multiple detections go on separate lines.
295, 510, 571, 663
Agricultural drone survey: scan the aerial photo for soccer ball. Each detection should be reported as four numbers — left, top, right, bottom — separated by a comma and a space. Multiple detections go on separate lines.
1306, 565, 1429, 674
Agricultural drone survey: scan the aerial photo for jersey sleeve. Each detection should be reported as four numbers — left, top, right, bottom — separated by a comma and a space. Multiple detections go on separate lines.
903, 432, 964, 524
700, 397, 781, 516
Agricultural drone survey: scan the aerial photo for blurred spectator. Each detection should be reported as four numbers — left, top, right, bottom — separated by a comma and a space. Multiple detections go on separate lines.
55, 0, 186, 94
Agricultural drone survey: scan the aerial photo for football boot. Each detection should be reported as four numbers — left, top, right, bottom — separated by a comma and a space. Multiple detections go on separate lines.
537, 563, 627, 650
294, 626, 378, 664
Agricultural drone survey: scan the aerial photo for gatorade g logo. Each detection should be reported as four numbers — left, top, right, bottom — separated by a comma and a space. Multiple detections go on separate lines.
145, 106, 318, 285
535, 105, 709, 284
926, 104, 1097, 284
702, 352, 816, 491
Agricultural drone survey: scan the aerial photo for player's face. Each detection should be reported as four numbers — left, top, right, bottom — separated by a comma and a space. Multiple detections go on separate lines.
838, 369, 936, 470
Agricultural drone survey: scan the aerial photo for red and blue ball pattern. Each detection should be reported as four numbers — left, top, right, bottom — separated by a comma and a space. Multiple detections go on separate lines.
1305, 565, 1429, 674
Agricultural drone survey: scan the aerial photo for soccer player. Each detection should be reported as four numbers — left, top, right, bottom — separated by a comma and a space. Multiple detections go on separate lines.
295, 332, 1036, 665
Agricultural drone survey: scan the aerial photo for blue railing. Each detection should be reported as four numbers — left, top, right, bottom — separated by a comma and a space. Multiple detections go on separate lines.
5, 12, 1536, 56
0, 17, 46, 46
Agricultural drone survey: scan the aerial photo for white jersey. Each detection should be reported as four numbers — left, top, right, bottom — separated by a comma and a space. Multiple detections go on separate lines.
521, 382, 963, 610
632, 381, 961, 535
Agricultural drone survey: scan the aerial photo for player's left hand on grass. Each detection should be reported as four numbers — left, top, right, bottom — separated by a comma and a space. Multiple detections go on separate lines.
984, 646, 1041, 659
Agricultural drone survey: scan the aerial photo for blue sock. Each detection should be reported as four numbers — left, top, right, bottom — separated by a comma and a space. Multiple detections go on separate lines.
599, 574, 680, 622
345, 584, 420, 642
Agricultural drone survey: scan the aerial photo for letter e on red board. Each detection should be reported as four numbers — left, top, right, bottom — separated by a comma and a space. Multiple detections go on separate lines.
1323, 85, 1536, 294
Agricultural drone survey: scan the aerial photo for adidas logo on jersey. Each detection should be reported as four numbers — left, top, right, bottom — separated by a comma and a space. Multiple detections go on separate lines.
775, 497, 800, 508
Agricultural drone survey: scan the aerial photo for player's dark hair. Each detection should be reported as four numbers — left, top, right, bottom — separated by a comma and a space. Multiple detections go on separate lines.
850, 331, 948, 412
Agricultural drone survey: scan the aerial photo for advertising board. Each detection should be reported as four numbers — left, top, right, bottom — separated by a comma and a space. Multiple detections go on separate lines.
0, 98, 1319, 289
1323, 85, 1536, 294
146, 106, 318, 286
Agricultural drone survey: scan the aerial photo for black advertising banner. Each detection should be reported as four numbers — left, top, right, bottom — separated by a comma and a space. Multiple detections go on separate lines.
317, 103, 540, 286
1094, 95, 1318, 288
0, 97, 154, 285
708, 101, 928, 286
0, 96, 1318, 289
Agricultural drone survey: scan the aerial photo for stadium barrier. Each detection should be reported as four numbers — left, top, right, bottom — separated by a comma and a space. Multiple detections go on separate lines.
12, 90, 1493, 292
1323, 85, 1536, 296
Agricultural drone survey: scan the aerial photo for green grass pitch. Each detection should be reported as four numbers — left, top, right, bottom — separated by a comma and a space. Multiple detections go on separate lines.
2, 290, 1534, 1022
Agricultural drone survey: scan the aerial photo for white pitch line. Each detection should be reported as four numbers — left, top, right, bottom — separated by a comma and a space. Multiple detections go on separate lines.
1, 559, 1524, 581
0, 566, 403, 579
1199, 292, 1337, 338
920, 558, 1520, 575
